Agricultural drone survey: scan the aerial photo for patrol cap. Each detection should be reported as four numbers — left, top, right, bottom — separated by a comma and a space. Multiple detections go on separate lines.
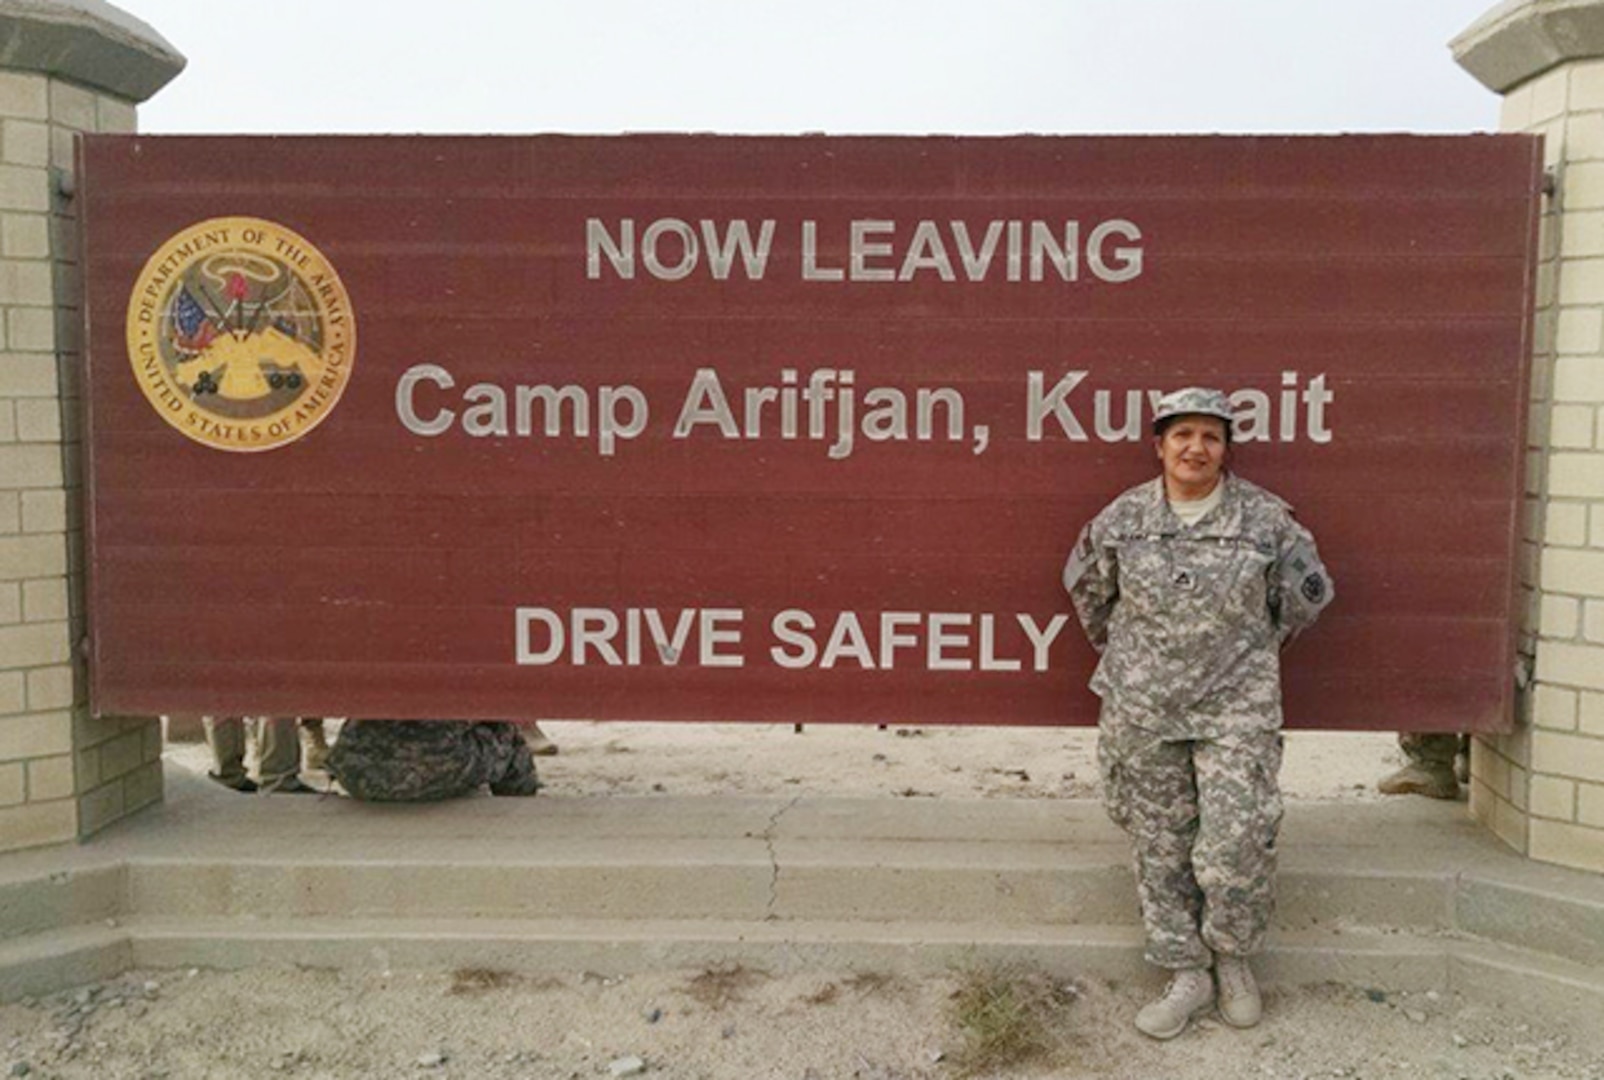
1152, 386, 1234, 433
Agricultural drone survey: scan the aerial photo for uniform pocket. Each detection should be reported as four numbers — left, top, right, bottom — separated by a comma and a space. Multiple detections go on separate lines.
1097, 736, 1133, 832
1225, 545, 1275, 615
1250, 733, 1285, 850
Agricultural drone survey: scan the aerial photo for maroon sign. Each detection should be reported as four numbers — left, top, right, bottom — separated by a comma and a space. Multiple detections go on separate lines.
80, 135, 1540, 729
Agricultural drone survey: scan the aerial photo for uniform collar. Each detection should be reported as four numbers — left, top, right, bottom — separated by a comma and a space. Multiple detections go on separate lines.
1141, 472, 1243, 535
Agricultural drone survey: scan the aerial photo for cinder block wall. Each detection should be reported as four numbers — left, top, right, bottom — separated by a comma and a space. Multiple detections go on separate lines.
1456, 2, 1604, 874
0, 3, 184, 854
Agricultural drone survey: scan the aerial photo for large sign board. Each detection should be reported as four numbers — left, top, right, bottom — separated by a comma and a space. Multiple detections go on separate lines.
81, 135, 1540, 729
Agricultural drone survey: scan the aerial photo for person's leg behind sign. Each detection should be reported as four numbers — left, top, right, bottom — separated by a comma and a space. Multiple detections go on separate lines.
300, 718, 332, 771
201, 715, 254, 793
256, 716, 314, 794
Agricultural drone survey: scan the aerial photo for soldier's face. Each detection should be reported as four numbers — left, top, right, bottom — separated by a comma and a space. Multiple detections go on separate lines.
1155, 415, 1228, 498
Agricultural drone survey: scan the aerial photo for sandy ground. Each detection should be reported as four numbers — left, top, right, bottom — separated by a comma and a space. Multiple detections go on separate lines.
526, 722, 1405, 802
533, 723, 1404, 802
9, 724, 1600, 1079
172, 720, 1407, 802
3, 962, 1600, 1079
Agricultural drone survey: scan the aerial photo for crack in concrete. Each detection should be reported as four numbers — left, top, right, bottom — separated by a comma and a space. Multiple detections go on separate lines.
761, 796, 803, 920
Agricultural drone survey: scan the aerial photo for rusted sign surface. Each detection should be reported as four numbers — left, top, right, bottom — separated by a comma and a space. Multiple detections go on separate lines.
80, 135, 1540, 729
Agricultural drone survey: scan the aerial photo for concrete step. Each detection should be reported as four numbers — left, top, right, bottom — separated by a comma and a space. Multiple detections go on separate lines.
110, 853, 1457, 935
0, 916, 1443, 998
1452, 864, 1604, 970
3, 784, 1604, 1024
0, 924, 129, 1002
1450, 937, 1604, 1038
7, 917, 1600, 1040
0, 863, 123, 943
5, 914, 1598, 1027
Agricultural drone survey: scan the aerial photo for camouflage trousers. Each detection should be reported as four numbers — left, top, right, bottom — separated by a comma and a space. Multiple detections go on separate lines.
1098, 722, 1284, 970
327, 720, 542, 802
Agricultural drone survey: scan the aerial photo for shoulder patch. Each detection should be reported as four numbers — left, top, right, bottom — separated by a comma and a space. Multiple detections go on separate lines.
1301, 574, 1326, 604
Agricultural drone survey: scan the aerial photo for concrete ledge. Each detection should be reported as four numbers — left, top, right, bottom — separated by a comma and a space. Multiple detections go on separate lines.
1, 787, 1602, 1034
124, 854, 777, 922
0, 0, 184, 102
1453, 0, 1604, 93
9, 915, 1599, 1039
0, 864, 121, 943
1451, 939, 1604, 1037
1455, 873, 1604, 968
6, 917, 1446, 991
118, 916, 1159, 980
106, 857, 1455, 933
1274, 870, 1453, 933
0, 925, 129, 1001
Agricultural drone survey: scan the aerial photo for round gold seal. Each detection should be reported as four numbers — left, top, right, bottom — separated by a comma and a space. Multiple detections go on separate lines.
125, 216, 356, 452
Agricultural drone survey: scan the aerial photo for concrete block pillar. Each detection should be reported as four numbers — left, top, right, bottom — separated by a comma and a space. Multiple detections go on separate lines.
0, 1, 183, 853
1455, 1, 1604, 874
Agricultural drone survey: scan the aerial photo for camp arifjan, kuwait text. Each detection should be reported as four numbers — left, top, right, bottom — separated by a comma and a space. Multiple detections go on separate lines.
395, 366, 1335, 458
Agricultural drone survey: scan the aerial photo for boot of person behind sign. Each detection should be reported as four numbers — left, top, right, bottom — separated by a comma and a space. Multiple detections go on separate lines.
525, 721, 558, 757
300, 718, 332, 771
201, 716, 256, 792
1377, 732, 1461, 799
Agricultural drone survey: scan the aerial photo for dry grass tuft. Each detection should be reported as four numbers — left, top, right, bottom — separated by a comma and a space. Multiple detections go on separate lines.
447, 968, 518, 996
842, 971, 906, 998
797, 971, 910, 1008
680, 963, 767, 1010
946, 965, 1079, 1076
802, 981, 840, 1005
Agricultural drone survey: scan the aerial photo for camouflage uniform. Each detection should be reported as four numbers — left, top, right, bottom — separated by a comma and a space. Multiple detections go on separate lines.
327, 720, 542, 802
1065, 473, 1333, 969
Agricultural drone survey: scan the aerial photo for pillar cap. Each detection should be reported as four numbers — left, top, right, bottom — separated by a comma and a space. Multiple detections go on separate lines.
0, 0, 184, 103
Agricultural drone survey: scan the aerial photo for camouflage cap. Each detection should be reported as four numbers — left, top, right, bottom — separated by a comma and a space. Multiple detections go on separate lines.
1152, 386, 1234, 430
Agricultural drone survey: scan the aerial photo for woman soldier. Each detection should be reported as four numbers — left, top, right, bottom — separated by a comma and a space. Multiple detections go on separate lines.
1063, 386, 1334, 1039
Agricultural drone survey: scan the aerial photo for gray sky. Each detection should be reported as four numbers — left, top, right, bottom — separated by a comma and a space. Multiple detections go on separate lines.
116, 1, 1505, 136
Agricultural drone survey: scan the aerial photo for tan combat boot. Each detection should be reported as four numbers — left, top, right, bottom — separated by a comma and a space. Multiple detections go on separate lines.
526, 722, 559, 757
1376, 762, 1458, 799
1214, 955, 1262, 1028
300, 720, 331, 772
1134, 968, 1215, 1039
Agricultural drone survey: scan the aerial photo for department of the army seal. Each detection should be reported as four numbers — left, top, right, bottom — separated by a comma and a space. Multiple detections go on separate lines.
125, 216, 356, 452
